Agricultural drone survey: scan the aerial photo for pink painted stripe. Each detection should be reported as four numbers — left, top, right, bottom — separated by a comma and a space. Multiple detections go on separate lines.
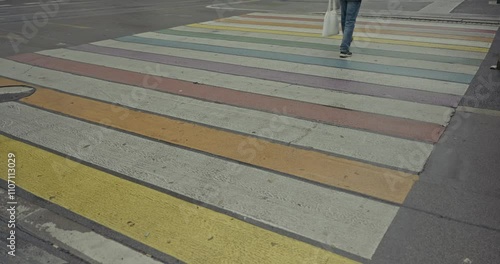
9, 53, 444, 143
241, 14, 498, 34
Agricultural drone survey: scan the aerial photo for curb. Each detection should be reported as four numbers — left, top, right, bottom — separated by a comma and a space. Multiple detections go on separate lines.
0, 85, 36, 103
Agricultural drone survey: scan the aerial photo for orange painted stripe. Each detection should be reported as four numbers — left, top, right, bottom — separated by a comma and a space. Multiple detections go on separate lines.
217, 18, 493, 42
241, 14, 498, 34
0, 77, 418, 204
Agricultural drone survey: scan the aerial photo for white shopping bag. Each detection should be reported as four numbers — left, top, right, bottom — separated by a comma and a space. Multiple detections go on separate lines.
322, 0, 339, 37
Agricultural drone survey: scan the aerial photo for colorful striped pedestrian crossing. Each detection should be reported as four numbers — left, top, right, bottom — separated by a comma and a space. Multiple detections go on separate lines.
0, 12, 497, 263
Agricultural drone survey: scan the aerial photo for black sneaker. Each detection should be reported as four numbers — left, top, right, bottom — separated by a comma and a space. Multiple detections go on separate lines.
340, 51, 352, 58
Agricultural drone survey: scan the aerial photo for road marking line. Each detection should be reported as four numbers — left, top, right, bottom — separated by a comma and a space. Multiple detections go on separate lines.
49, 22, 91, 29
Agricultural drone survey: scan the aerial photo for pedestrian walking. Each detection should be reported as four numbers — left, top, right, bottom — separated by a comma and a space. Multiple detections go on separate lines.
339, 0, 362, 58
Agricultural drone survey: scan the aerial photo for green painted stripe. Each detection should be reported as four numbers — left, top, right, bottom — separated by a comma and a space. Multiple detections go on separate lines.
157, 28, 483, 66
119, 35, 473, 84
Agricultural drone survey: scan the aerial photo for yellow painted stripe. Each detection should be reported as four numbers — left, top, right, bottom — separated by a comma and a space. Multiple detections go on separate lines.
2, 77, 418, 204
0, 135, 358, 264
188, 23, 489, 53
218, 18, 494, 43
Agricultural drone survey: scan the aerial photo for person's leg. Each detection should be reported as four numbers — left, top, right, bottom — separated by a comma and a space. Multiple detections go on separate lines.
340, 1, 361, 53
340, 0, 347, 34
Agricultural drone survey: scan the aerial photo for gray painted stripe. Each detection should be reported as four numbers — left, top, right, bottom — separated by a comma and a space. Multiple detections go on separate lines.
0, 102, 399, 259
116, 35, 473, 83
157, 28, 483, 66
69, 44, 461, 107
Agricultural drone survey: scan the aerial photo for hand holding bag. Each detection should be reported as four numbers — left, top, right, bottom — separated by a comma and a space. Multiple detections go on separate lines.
322, 0, 339, 37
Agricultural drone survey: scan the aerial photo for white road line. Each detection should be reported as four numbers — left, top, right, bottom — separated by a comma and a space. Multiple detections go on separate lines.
206, 0, 266, 12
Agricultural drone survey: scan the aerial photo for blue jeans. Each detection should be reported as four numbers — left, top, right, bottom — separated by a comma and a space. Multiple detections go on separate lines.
340, 0, 361, 52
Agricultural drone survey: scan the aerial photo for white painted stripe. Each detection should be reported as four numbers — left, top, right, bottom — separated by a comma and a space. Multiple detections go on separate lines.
136, 31, 479, 75
175, 26, 487, 59
78, 39, 468, 95
203, 21, 491, 48
248, 12, 500, 30
0, 59, 433, 171
0, 102, 400, 259
456, 106, 500, 117
39, 223, 163, 264
224, 16, 496, 38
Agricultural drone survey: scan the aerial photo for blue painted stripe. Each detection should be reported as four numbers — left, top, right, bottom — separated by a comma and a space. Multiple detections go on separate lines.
157, 29, 483, 66
118, 35, 474, 84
